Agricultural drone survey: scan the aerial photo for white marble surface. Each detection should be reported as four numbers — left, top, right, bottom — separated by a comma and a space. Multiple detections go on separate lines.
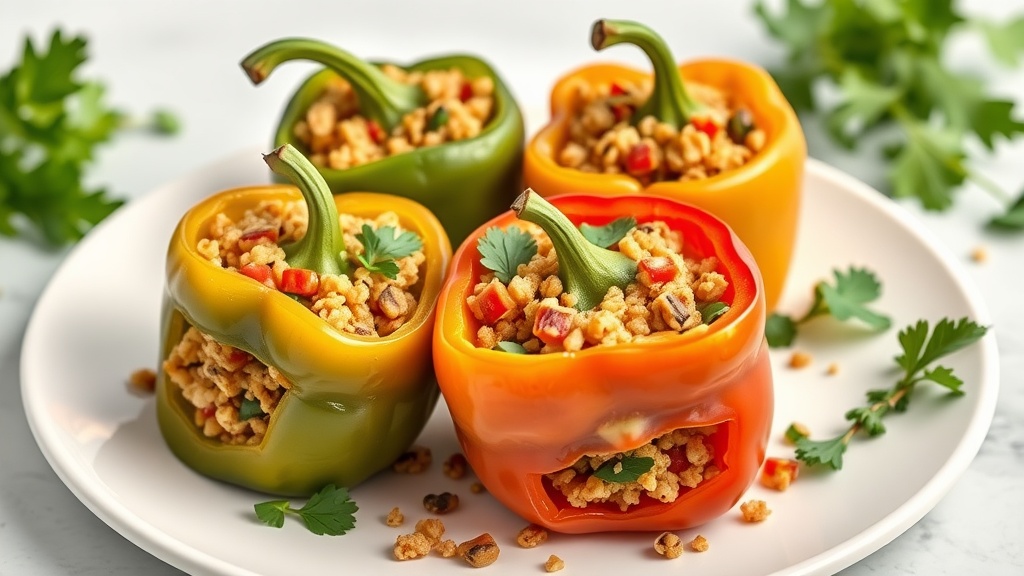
1, 1, 1022, 574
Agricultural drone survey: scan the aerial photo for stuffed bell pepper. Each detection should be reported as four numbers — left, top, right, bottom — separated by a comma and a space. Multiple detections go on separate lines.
157, 144, 451, 496
433, 189, 773, 533
523, 19, 805, 310
241, 38, 525, 245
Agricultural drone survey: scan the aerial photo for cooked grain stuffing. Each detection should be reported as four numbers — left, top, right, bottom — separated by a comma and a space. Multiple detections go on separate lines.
295, 66, 495, 170
163, 200, 425, 445
469, 220, 728, 354
558, 79, 765, 183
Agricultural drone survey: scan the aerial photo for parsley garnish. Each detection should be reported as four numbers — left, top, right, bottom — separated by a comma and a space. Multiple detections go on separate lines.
0, 29, 178, 246
239, 397, 264, 420
592, 456, 655, 483
355, 224, 422, 279
579, 216, 637, 248
254, 484, 358, 535
795, 317, 987, 470
754, 0, 1024, 229
493, 341, 527, 354
476, 226, 537, 284
699, 301, 730, 325
766, 266, 890, 348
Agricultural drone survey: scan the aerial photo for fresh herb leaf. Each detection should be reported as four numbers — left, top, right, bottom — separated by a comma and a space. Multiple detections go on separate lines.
754, 0, 1024, 230
794, 317, 987, 471
989, 190, 1024, 230
477, 226, 537, 284
766, 266, 890, 348
254, 484, 358, 536
355, 224, 422, 280
239, 397, 264, 420
493, 341, 527, 354
699, 301, 730, 325
579, 216, 637, 249
592, 456, 655, 483
0, 28, 177, 247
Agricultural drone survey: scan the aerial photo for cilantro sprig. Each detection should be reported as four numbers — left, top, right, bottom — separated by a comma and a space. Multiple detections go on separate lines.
766, 266, 891, 348
579, 216, 637, 248
592, 456, 655, 483
355, 224, 422, 279
795, 317, 987, 470
477, 225, 537, 284
0, 29, 178, 246
754, 0, 1024, 229
254, 484, 358, 536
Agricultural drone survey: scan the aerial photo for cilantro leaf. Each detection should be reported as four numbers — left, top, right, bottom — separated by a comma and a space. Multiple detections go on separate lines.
794, 436, 847, 471
355, 224, 422, 280
579, 216, 637, 248
493, 341, 527, 354
239, 397, 264, 420
979, 17, 1024, 66
921, 365, 964, 395
592, 456, 655, 483
844, 406, 886, 436
826, 70, 902, 147
765, 313, 798, 347
889, 122, 966, 211
254, 484, 358, 536
969, 99, 1024, 150
816, 267, 891, 330
477, 226, 537, 284
989, 190, 1024, 230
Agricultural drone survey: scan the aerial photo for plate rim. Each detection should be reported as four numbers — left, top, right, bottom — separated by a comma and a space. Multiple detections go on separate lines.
19, 150, 999, 576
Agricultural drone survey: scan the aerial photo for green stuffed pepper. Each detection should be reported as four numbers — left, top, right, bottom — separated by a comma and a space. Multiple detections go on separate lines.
241, 38, 525, 244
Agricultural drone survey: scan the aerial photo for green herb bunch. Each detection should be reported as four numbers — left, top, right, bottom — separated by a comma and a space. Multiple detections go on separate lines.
755, 0, 1024, 229
0, 29, 178, 247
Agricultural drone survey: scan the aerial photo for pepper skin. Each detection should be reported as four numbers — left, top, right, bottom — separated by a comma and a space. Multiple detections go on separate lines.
523, 19, 805, 311
433, 193, 773, 533
242, 38, 525, 245
156, 151, 452, 497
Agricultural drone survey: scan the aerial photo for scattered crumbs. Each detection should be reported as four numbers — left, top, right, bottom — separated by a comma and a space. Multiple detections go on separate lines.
788, 351, 813, 369
392, 445, 432, 473
385, 506, 404, 527
826, 362, 840, 376
393, 532, 432, 560
443, 452, 469, 479
423, 492, 460, 514
545, 554, 565, 572
414, 518, 446, 545
436, 539, 457, 558
470, 481, 486, 494
653, 532, 683, 559
970, 246, 988, 263
457, 533, 500, 568
689, 534, 709, 552
128, 368, 157, 394
739, 499, 772, 523
759, 458, 799, 491
516, 523, 549, 548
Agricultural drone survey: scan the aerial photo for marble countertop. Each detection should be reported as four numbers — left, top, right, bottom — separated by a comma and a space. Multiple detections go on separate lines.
1, 1, 1022, 574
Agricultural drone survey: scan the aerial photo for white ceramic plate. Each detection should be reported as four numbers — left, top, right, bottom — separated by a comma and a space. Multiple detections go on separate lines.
21, 150, 998, 576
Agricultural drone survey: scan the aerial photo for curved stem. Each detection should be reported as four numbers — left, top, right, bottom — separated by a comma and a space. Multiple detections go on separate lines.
241, 38, 426, 131
512, 189, 637, 311
591, 19, 700, 127
264, 144, 347, 276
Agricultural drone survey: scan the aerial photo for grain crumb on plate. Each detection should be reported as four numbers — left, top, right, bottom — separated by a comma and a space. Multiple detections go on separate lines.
128, 368, 157, 394
516, 523, 549, 548
443, 452, 469, 479
654, 531, 683, 559
970, 246, 989, 263
393, 532, 432, 560
385, 506, 404, 527
689, 534, 709, 552
826, 362, 840, 376
788, 351, 812, 369
392, 445, 432, 473
545, 554, 565, 572
470, 481, 486, 494
458, 533, 500, 568
740, 499, 772, 523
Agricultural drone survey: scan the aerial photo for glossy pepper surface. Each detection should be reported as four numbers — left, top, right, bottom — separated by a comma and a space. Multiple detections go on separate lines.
523, 19, 805, 311
156, 146, 452, 497
433, 192, 774, 533
241, 38, 525, 245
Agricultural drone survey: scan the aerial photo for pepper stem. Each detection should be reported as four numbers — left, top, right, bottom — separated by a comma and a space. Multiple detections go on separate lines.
241, 38, 427, 132
591, 19, 701, 128
264, 144, 347, 276
512, 189, 637, 312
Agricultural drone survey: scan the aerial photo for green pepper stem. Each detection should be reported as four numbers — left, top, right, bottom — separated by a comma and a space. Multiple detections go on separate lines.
591, 19, 701, 128
264, 144, 347, 276
241, 38, 427, 132
512, 189, 637, 312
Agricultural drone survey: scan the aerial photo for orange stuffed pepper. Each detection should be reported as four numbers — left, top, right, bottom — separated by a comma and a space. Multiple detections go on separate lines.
433, 189, 773, 533
524, 19, 805, 310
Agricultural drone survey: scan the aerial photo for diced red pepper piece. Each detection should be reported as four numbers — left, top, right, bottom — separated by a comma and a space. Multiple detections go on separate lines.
639, 256, 678, 284
625, 142, 655, 176
691, 117, 720, 139
612, 103, 633, 123
609, 82, 627, 96
665, 445, 688, 475
532, 302, 575, 346
239, 263, 275, 288
201, 405, 216, 419
279, 267, 319, 297
476, 281, 516, 326
237, 228, 279, 252
225, 348, 252, 371
459, 81, 473, 102
367, 119, 385, 144
759, 457, 799, 491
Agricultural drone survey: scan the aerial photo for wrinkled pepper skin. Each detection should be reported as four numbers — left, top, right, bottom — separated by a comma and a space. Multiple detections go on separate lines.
157, 188, 451, 497
524, 59, 805, 311
252, 44, 524, 245
433, 194, 773, 533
